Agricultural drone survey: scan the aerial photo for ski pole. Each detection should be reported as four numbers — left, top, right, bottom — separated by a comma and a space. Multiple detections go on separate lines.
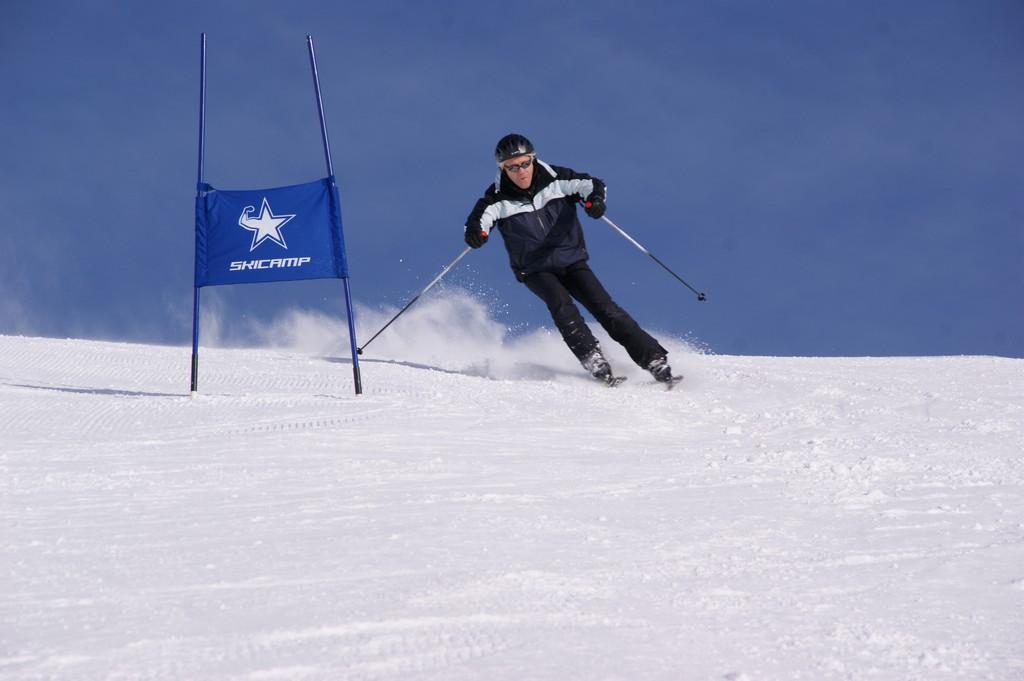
357, 246, 473, 355
594, 211, 707, 302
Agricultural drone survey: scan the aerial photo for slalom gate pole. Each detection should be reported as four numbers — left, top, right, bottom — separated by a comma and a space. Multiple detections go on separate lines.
357, 246, 472, 355
598, 214, 707, 302
307, 34, 363, 395
190, 32, 207, 396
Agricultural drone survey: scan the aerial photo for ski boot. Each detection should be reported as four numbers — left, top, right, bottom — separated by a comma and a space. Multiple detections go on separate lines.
580, 347, 625, 387
647, 356, 683, 389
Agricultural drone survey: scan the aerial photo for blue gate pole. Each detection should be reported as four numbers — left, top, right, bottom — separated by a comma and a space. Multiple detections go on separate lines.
307, 34, 363, 395
190, 32, 207, 396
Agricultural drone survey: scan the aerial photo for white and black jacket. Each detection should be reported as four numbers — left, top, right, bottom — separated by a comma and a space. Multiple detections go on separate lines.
464, 159, 606, 279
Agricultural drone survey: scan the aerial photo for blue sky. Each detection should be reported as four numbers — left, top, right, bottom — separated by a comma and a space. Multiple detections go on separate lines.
2, 1, 1021, 357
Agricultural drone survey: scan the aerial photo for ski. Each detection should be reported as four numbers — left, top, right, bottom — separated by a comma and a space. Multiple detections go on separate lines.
593, 375, 683, 389
661, 375, 684, 391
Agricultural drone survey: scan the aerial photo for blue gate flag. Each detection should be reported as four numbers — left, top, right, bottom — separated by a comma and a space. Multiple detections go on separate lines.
195, 176, 348, 287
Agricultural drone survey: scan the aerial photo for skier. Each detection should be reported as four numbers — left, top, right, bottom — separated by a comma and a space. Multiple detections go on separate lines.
463, 133, 677, 385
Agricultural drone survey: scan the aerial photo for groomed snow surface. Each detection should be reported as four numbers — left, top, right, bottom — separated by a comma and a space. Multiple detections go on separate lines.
2, 295, 1023, 680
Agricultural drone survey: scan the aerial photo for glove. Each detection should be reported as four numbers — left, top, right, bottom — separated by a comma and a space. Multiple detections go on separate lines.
465, 226, 488, 248
583, 194, 606, 219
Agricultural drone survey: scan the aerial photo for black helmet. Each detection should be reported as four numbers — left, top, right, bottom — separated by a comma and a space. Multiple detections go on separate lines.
494, 133, 534, 163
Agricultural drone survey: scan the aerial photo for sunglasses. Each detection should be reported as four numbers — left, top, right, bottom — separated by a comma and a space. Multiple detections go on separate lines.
502, 157, 534, 173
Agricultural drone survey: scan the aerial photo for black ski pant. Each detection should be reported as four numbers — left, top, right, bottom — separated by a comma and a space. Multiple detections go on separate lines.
522, 261, 666, 368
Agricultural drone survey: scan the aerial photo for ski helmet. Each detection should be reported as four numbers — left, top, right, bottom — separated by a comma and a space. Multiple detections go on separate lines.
495, 134, 534, 163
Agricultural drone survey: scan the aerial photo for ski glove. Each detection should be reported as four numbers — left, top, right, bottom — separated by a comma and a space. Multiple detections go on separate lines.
583, 194, 606, 219
465, 226, 488, 248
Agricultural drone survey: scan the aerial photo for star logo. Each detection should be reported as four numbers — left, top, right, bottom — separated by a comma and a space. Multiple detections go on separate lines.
238, 197, 296, 252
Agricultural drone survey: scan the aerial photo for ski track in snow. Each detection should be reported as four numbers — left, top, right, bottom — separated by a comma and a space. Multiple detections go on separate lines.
1, 331, 1023, 680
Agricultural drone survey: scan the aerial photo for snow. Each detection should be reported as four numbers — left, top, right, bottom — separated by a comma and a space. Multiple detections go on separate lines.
2, 295, 1023, 680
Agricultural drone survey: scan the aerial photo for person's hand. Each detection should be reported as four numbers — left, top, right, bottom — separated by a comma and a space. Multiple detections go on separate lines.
465, 227, 488, 248
583, 194, 606, 219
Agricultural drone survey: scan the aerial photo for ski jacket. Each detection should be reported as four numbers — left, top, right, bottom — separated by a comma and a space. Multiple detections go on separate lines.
464, 160, 606, 279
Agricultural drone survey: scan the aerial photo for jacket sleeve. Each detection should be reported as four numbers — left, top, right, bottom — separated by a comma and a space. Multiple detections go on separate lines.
550, 165, 606, 204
